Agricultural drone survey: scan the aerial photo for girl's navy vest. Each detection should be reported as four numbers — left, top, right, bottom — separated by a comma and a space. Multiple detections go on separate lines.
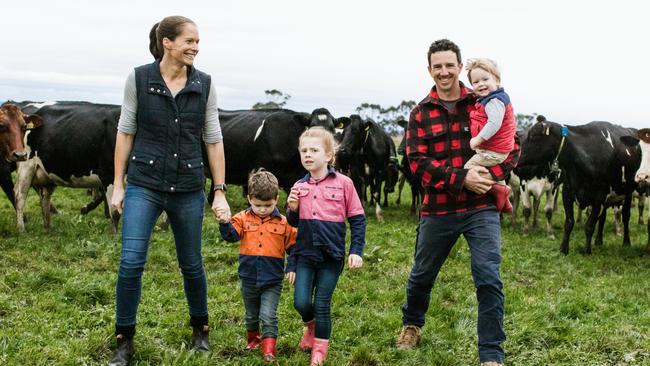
127, 60, 211, 193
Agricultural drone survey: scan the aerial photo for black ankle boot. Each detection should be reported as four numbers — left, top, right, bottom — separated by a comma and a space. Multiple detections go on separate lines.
108, 334, 134, 366
191, 325, 210, 352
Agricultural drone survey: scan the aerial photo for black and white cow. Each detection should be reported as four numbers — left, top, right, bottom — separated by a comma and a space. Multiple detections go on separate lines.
518, 119, 640, 254
308, 108, 336, 132
12, 101, 120, 232
338, 115, 398, 221
620, 128, 650, 255
217, 109, 310, 194
395, 119, 423, 215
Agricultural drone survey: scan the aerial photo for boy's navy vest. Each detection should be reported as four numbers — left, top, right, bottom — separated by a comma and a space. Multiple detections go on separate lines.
127, 60, 211, 192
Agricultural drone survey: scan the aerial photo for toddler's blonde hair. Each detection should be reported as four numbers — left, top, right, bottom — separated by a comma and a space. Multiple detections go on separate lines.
466, 58, 501, 84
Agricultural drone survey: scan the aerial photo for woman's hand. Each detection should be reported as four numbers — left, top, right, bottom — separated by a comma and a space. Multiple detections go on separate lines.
285, 272, 296, 286
212, 191, 231, 223
111, 185, 125, 215
287, 188, 300, 211
348, 254, 363, 269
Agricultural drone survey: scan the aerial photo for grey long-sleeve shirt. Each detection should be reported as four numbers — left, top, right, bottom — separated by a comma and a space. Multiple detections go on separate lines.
477, 98, 506, 141
117, 70, 222, 143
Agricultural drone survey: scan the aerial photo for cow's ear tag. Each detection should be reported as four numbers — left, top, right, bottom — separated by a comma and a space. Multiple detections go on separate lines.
337, 123, 344, 129
364, 126, 370, 131
26, 122, 34, 129
545, 127, 549, 136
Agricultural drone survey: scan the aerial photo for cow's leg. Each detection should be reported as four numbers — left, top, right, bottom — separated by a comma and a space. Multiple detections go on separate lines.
396, 173, 405, 205
622, 193, 632, 247
14, 161, 37, 233
613, 206, 623, 237
544, 190, 555, 240
584, 199, 604, 255
510, 184, 520, 225
373, 177, 384, 222
0, 169, 16, 209
561, 188, 575, 255
532, 195, 541, 229
637, 194, 645, 225
595, 206, 606, 246
39, 186, 55, 230
522, 192, 532, 235
81, 188, 105, 215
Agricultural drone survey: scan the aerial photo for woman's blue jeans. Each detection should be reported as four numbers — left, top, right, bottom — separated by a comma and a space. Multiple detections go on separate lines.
115, 184, 207, 328
293, 257, 344, 339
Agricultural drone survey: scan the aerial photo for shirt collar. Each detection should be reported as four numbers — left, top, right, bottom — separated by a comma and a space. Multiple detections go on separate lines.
245, 206, 282, 220
300, 166, 337, 183
422, 81, 473, 106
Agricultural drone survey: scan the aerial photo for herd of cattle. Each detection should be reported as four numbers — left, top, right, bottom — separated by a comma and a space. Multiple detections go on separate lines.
1, 101, 649, 256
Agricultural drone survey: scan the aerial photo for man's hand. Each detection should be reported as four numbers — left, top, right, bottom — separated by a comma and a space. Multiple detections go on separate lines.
463, 166, 495, 195
287, 188, 300, 211
212, 191, 231, 223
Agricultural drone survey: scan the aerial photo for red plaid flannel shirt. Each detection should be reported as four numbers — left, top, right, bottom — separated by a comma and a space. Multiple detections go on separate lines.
406, 83, 520, 215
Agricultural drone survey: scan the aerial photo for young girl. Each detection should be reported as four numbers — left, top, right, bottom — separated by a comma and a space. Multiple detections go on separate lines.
285, 127, 366, 366
464, 58, 517, 213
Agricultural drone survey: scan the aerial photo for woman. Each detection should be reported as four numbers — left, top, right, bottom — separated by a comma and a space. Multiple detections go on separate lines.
108, 15, 230, 366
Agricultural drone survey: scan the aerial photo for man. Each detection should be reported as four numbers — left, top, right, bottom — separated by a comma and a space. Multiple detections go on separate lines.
396, 39, 519, 366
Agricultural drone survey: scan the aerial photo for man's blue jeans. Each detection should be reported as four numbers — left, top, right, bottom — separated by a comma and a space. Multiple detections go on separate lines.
293, 257, 344, 339
115, 184, 208, 328
401, 208, 506, 363
240, 278, 283, 338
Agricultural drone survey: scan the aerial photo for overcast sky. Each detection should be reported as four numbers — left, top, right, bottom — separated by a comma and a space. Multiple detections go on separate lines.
1, 0, 648, 128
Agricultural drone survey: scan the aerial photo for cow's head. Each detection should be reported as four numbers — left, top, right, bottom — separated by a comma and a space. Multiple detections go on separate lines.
518, 120, 565, 171
309, 108, 336, 133
338, 114, 370, 160
621, 128, 650, 186
0, 104, 43, 162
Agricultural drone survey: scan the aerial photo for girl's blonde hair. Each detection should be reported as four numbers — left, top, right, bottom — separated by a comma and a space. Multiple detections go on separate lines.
299, 127, 339, 165
465, 58, 501, 84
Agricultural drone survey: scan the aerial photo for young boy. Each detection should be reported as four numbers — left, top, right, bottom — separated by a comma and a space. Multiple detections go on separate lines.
218, 170, 297, 362
464, 58, 517, 213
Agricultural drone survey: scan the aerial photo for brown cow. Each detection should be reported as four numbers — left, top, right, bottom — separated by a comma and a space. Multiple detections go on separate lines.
0, 104, 43, 209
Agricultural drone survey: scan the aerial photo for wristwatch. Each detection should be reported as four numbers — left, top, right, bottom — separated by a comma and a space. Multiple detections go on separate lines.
213, 183, 227, 192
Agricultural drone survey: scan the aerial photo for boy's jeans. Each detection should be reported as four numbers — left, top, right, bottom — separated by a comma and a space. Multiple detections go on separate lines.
240, 278, 283, 338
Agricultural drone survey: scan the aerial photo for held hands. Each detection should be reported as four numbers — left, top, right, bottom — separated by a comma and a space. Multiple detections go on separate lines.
463, 166, 495, 195
287, 188, 300, 211
348, 254, 363, 269
212, 191, 231, 223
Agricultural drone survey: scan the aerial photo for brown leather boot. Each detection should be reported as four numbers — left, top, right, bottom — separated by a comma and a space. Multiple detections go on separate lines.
108, 334, 134, 366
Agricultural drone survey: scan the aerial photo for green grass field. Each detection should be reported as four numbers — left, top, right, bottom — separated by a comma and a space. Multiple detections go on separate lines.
0, 183, 649, 365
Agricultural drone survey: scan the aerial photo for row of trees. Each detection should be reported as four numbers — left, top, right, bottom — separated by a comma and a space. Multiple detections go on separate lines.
251, 89, 538, 134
